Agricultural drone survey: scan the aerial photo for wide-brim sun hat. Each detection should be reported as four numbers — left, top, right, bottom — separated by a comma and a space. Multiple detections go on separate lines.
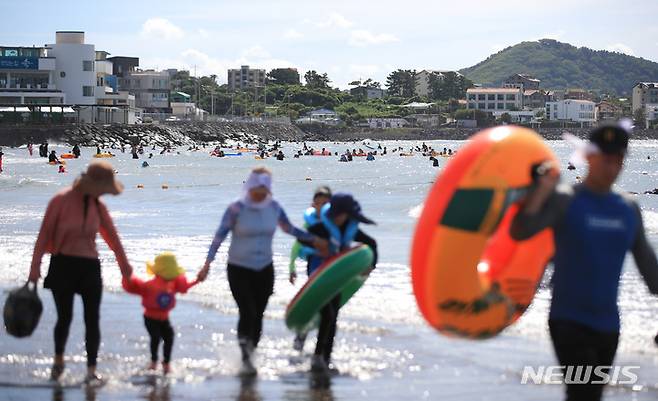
74, 160, 124, 195
146, 252, 186, 281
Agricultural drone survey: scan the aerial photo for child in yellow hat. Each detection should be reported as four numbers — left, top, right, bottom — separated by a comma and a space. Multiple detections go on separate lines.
123, 252, 199, 374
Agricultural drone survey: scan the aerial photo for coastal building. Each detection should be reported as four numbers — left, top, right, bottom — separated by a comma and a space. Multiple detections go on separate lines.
523, 89, 546, 109
564, 88, 594, 101
596, 100, 623, 121
503, 74, 540, 90
118, 69, 170, 113
415, 70, 463, 98
363, 117, 407, 129
405, 113, 442, 128
228, 65, 266, 91
644, 104, 658, 128
170, 91, 206, 121
466, 87, 523, 112
45, 31, 97, 105
0, 32, 141, 123
545, 99, 597, 125
491, 110, 537, 124
0, 45, 65, 104
106, 56, 139, 78
296, 108, 341, 125
350, 86, 385, 100
632, 82, 658, 112
546, 90, 563, 102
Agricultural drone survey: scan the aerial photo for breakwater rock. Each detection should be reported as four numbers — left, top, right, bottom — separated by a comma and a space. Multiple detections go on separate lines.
0, 121, 306, 147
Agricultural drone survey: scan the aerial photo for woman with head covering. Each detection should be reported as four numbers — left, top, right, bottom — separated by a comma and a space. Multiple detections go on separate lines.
197, 166, 328, 376
28, 161, 133, 385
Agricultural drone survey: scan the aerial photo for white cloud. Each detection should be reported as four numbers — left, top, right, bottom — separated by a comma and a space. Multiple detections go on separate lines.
315, 12, 353, 29
196, 28, 210, 39
241, 46, 271, 59
534, 30, 566, 41
348, 64, 381, 77
283, 29, 304, 40
170, 49, 296, 84
140, 18, 184, 40
606, 43, 635, 56
490, 43, 505, 53
348, 30, 399, 47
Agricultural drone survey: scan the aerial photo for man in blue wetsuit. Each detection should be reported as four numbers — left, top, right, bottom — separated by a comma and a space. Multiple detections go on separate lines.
511, 123, 658, 401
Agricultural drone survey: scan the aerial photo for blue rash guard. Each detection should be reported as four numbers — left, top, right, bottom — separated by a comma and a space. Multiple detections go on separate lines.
511, 184, 658, 333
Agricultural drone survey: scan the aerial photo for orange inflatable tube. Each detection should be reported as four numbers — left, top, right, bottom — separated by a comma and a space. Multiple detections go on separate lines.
411, 126, 558, 339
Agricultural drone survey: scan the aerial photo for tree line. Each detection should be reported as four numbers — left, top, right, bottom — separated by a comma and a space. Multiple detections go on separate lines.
169, 67, 473, 121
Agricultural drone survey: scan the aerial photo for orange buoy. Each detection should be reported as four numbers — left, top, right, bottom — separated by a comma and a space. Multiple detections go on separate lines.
411, 126, 558, 339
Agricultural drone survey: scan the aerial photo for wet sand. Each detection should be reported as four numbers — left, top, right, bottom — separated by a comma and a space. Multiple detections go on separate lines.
1, 288, 656, 401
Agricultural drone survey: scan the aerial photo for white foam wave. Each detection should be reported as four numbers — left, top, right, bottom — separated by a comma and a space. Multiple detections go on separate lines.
408, 203, 423, 219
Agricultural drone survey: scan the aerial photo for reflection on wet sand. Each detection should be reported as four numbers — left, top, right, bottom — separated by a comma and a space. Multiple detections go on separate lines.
145, 382, 171, 401
282, 373, 335, 401
237, 376, 262, 401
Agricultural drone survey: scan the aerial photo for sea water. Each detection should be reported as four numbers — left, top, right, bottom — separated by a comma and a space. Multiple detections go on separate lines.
0, 140, 657, 400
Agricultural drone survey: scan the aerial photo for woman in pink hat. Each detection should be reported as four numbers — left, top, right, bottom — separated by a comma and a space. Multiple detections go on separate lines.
28, 161, 133, 385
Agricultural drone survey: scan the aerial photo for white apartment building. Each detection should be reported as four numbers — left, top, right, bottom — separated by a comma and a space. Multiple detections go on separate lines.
632, 82, 658, 113
228, 65, 266, 90
466, 88, 523, 112
0, 45, 64, 104
545, 99, 597, 125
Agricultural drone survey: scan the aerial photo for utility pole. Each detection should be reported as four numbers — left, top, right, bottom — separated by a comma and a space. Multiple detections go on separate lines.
194, 64, 200, 106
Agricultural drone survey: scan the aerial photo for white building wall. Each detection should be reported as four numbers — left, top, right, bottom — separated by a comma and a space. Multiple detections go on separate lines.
48, 32, 96, 105
546, 100, 596, 123
645, 104, 658, 128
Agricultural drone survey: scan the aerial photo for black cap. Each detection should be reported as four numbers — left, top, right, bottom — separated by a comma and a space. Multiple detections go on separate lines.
589, 123, 629, 155
313, 186, 332, 199
327, 193, 376, 225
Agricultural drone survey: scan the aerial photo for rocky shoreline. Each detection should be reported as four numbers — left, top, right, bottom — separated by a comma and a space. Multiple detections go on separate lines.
1, 122, 657, 147
297, 125, 658, 141
0, 121, 305, 148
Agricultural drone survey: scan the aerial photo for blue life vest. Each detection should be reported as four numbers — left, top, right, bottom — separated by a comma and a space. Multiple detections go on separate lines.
550, 188, 638, 332
299, 208, 321, 260
307, 203, 360, 274
320, 202, 359, 253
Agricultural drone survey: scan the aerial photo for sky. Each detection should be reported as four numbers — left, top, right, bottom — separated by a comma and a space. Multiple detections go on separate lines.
3, 0, 658, 89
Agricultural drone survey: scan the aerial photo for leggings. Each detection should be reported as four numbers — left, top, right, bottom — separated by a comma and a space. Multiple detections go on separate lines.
227, 263, 274, 356
549, 319, 619, 401
315, 295, 341, 363
144, 316, 174, 364
46, 255, 103, 367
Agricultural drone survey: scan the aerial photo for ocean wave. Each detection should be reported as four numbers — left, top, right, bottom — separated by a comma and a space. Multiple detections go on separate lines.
408, 203, 423, 219
642, 210, 658, 234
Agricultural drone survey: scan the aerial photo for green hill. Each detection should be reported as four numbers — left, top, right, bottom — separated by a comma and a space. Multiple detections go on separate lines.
459, 39, 658, 96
